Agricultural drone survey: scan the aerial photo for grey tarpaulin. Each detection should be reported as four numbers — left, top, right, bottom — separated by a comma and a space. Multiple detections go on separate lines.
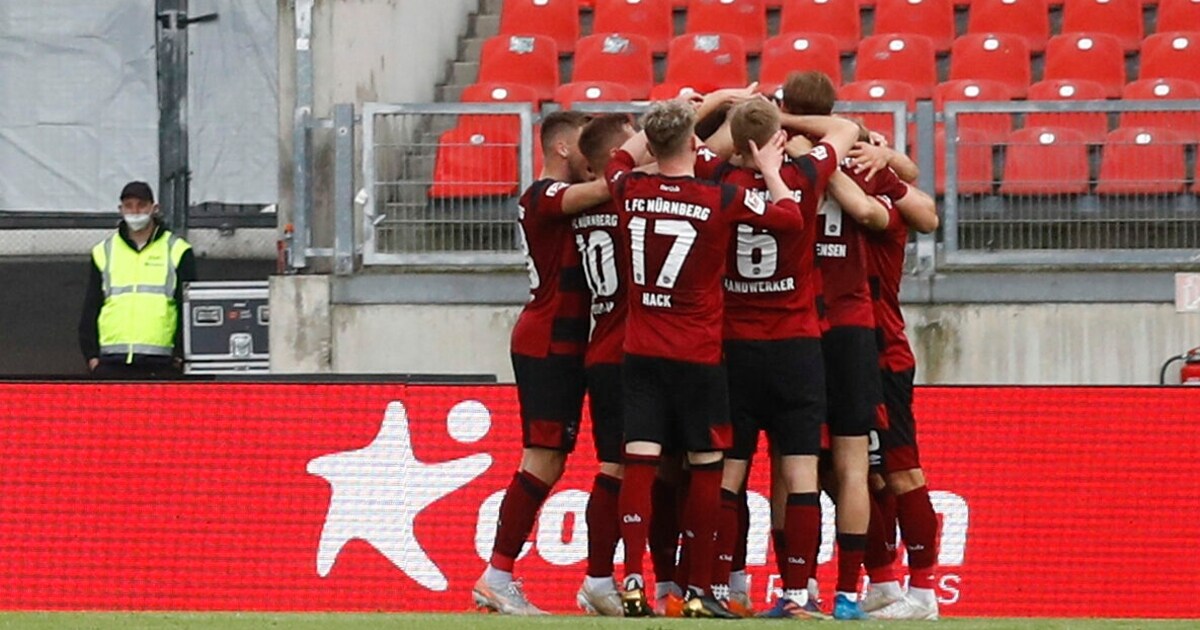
0, 0, 277, 213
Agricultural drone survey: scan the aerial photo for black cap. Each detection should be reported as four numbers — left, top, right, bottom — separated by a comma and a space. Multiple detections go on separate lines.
120, 181, 154, 203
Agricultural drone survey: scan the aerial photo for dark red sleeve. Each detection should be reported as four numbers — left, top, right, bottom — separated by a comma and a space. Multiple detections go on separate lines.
694, 145, 723, 181
723, 184, 804, 232
605, 150, 636, 198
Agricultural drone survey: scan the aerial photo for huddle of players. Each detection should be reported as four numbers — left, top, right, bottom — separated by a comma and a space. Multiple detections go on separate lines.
472, 70, 942, 621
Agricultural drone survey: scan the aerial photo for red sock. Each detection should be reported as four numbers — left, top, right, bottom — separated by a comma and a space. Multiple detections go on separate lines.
731, 491, 750, 573
619, 455, 660, 580
866, 488, 898, 583
771, 527, 787, 578
895, 485, 939, 589
649, 475, 680, 584
835, 533, 866, 594
807, 522, 822, 582
682, 461, 723, 594
586, 473, 622, 578
710, 489, 739, 589
784, 493, 821, 592
490, 470, 551, 571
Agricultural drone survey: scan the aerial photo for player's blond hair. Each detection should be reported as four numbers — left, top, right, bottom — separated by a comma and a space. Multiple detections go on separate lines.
730, 98, 781, 157
641, 100, 696, 160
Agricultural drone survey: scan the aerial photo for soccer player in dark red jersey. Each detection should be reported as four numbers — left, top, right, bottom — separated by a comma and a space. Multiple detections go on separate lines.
474, 111, 614, 615
571, 114, 637, 617
605, 99, 806, 619
697, 98, 859, 619
781, 70, 895, 621
849, 143, 943, 622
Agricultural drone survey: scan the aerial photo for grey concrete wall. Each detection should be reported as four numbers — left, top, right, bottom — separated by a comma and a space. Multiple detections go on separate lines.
278, 0, 478, 257
268, 273, 1200, 383
269, 274, 332, 374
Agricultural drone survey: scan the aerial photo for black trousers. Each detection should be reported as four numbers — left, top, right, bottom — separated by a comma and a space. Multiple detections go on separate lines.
92, 360, 182, 380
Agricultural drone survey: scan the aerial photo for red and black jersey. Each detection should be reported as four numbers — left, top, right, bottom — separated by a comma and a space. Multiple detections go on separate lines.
862, 168, 917, 373
511, 179, 591, 358
816, 161, 878, 331
572, 199, 627, 366
605, 150, 804, 365
709, 142, 839, 341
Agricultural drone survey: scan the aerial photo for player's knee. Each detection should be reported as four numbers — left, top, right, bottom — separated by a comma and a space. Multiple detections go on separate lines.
521, 447, 567, 484
886, 468, 926, 494
722, 458, 749, 491
626, 440, 662, 458
687, 450, 723, 467
599, 461, 623, 478
869, 472, 888, 493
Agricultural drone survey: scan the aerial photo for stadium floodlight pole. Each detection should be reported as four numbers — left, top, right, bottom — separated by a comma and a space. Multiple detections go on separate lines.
155, 0, 218, 239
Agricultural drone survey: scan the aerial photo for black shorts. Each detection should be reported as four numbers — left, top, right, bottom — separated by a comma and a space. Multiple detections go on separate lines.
512, 352, 586, 452
586, 363, 624, 464
725, 337, 825, 460
821, 326, 885, 437
622, 353, 732, 453
879, 368, 922, 473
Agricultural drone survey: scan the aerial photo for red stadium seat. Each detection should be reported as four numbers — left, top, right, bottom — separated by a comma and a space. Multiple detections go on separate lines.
949, 33, 1033, 98
1061, 0, 1143, 52
780, 0, 862, 54
499, 0, 581, 53
1043, 33, 1125, 98
999, 127, 1091, 195
1025, 79, 1109, 144
934, 79, 1014, 144
593, 0, 674, 53
1121, 79, 1200, 143
873, 0, 956, 52
965, 0, 1050, 52
685, 0, 768, 53
649, 82, 704, 99
459, 83, 540, 140
478, 35, 560, 101
429, 126, 518, 199
1140, 32, 1200, 84
554, 81, 635, 107
573, 33, 655, 99
1158, 0, 1200, 35
936, 126, 995, 195
1096, 127, 1187, 195
854, 34, 938, 99
760, 34, 843, 91
838, 80, 917, 146
664, 33, 749, 92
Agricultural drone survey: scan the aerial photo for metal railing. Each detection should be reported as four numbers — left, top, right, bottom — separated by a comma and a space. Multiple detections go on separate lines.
361, 102, 534, 266
944, 100, 1200, 267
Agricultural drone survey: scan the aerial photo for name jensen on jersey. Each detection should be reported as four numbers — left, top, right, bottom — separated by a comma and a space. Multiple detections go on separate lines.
572, 213, 619, 230
816, 242, 848, 258
626, 198, 712, 221
724, 277, 797, 294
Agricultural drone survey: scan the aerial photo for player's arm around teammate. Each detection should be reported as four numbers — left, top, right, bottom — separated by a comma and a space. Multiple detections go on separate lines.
476, 112, 613, 616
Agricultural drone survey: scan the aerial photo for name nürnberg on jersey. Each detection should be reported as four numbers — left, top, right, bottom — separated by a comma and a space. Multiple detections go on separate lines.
572, 214, 618, 230
625, 198, 712, 221
724, 277, 796, 294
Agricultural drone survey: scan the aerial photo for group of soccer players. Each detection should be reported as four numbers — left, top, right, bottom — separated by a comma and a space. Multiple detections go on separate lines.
472, 70, 942, 621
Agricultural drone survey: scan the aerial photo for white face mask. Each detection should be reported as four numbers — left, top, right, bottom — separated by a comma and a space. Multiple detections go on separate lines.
123, 213, 153, 231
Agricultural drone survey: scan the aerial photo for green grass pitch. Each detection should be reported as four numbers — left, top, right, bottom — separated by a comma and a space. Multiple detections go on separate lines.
0, 614, 1195, 630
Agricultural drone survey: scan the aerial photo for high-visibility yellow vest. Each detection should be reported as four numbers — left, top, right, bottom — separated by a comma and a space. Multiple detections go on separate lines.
91, 230, 191, 362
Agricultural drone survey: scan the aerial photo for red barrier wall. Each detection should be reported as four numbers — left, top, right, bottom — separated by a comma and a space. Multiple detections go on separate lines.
1, 384, 1197, 617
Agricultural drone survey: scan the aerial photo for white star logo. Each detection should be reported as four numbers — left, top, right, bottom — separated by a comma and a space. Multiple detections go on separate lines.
307, 401, 492, 591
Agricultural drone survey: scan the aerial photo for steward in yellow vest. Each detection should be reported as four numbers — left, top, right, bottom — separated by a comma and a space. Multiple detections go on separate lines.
78, 182, 196, 378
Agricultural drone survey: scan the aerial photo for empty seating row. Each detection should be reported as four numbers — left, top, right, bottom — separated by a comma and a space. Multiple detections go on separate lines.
478, 31, 1200, 102
502, 0, 1200, 54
